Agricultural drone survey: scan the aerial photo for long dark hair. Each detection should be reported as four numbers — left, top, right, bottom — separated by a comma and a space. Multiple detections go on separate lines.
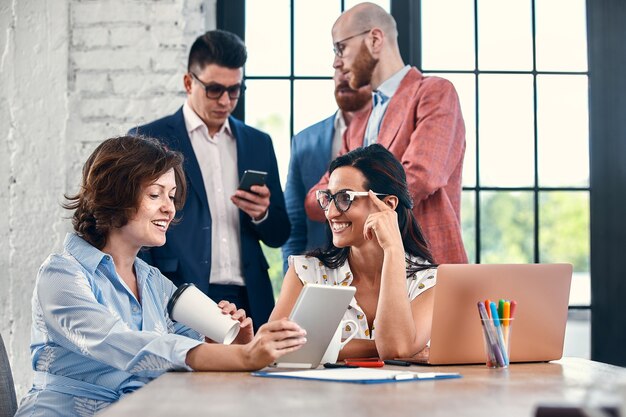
309, 144, 435, 276
63, 135, 186, 249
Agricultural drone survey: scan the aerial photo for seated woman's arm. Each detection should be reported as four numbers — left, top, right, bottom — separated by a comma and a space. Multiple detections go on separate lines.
337, 286, 434, 360
336, 250, 434, 360
373, 255, 435, 359
158, 272, 305, 370
37, 255, 303, 374
362, 193, 435, 359
372, 244, 435, 359
185, 319, 306, 371
337, 339, 378, 360
376, 286, 434, 359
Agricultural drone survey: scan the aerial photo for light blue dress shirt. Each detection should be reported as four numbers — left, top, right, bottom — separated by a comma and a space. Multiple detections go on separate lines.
363, 65, 411, 147
15, 233, 205, 417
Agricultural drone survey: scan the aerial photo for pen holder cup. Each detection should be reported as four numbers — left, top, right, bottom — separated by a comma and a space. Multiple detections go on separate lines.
480, 318, 513, 369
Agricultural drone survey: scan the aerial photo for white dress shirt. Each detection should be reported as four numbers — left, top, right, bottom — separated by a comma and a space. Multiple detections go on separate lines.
183, 101, 245, 286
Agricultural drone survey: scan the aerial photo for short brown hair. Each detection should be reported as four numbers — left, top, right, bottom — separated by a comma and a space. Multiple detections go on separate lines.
64, 135, 186, 249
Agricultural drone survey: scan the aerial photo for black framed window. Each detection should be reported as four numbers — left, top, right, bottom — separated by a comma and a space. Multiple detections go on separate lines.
416, 0, 590, 312
241, 0, 391, 188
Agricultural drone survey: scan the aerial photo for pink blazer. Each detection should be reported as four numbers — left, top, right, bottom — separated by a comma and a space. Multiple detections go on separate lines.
305, 68, 468, 264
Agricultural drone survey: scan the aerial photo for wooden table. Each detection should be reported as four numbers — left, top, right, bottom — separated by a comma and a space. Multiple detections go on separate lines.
98, 358, 626, 417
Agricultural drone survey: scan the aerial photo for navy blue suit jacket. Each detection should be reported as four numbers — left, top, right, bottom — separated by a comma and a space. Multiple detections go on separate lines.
131, 107, 290, 327
281, 113, 336, 272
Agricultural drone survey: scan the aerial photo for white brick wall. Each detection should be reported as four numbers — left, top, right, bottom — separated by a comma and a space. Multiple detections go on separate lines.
1, 0, 215, 399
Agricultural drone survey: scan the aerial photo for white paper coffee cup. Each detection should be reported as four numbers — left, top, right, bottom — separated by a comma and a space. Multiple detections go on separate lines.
167, 283, 240, 345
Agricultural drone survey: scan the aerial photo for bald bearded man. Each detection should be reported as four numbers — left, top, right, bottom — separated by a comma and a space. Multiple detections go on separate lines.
304, 2, 468, 264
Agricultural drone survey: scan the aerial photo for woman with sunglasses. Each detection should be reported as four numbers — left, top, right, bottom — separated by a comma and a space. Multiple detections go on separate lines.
269, 144, 436, 360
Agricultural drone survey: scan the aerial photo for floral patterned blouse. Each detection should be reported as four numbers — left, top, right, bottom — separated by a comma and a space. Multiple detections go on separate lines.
15, 233, 204, 417
289, 254, 436, 340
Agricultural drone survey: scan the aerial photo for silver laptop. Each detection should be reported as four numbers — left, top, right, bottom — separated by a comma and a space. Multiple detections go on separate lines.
400, 263, 573, 365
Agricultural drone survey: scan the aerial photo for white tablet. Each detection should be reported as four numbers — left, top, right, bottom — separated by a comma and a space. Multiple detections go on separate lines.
273, 283, 356, 369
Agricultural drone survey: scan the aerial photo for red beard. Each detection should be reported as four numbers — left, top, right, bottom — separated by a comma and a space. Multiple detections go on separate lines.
348, 41, 378, 90
334, 81, 371, 112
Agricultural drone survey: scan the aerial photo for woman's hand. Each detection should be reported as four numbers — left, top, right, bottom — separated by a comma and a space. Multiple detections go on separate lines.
217, 300, 254, 344
363, 190, 404, 252
242, 318, 307, 370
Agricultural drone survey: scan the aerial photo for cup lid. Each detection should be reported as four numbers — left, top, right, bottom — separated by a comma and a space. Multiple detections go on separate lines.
167, 283, 196, 319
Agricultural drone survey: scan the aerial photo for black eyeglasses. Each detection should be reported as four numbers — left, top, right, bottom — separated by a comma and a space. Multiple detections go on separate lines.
316, 189, 387, 213
333, 29, 371, 57
189, 72, 246, 100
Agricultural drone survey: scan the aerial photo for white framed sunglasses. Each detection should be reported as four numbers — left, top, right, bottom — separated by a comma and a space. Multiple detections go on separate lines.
316, 189, 387, 213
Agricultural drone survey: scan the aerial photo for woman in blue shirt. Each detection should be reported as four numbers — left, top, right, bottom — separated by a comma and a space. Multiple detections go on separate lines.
15, 135, 306, 417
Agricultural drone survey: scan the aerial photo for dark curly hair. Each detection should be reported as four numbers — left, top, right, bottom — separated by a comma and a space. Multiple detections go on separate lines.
309, 144, 435, 276
63, 135, 186, 249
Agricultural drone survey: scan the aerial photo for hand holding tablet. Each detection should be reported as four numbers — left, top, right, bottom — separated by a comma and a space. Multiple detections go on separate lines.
273, 284, 356, 369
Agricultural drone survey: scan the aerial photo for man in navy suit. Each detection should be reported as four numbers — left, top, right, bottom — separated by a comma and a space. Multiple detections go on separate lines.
281, 69, 370, 272
131, 30, 289, 328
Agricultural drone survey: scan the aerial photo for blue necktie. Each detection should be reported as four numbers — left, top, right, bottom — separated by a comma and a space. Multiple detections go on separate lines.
363, 90, 389, 147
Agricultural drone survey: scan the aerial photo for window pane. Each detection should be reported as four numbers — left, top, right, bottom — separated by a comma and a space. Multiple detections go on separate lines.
480, 191, 533, 263
294, 0, 339, 76
245, 0, 291, 76
537, 75, 589, 187
261, 243, 283, 301
478, 0, 532, 70
535, 0, 587, 71
421, 0, 474, 70
461, 191, 476, 264
479, 74, 534, 187
293, 79, 336, 134
564, 310, 590, 358
245, 80, 291, 186
344, 0, 390, 12
434, 73, 476, 187
539, 191, 590, 306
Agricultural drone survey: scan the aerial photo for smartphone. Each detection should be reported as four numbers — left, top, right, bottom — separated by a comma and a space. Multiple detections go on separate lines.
238, 169, 267, 192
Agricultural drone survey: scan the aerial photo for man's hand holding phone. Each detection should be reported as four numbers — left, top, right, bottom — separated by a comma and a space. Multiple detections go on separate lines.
231, 170, 270, 221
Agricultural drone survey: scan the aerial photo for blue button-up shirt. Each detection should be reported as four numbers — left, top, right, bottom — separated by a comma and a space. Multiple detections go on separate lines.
15, 233, 204, 417
363, 65, 411, 146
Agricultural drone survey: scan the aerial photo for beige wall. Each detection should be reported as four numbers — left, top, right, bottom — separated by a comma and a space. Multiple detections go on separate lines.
0, 0, 215, 398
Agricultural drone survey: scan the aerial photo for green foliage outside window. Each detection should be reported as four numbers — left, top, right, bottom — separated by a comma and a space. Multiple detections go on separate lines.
539, 192, 589, 271
461, 190, 589, 271
261, 244, 284, 300
480, 191, 535, 264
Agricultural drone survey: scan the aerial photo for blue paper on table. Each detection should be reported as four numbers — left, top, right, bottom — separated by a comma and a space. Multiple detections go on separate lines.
252, 368, 462, 384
